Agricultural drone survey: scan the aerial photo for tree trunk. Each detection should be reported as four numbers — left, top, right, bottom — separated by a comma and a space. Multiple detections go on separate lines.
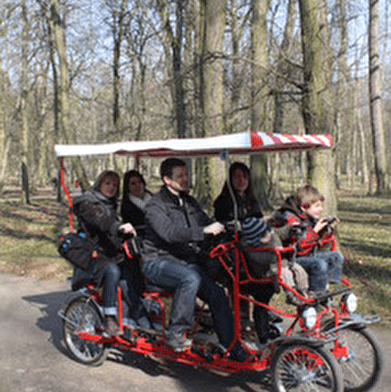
48, 0, 89, 191
298, 0, 337, 216
369, 0, 387, 194
197, 0, 226, 208
112, 0, 127, 139
156, 0, 187, 139
250, 0, 272, 210
273, 0, 295, 134
20, 0, 30, 204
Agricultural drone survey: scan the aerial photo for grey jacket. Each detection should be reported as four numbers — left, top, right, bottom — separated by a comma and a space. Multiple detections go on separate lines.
141, 186, 213, 265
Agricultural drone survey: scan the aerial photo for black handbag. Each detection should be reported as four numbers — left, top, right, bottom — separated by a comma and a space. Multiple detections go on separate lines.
58, 232, 98, 271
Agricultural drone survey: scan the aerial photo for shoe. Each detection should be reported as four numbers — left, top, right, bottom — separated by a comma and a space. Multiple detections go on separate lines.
166, 332, 192, 351
136, 316, 159, 335
103, 316, 120, 335
221, 342, 252, 362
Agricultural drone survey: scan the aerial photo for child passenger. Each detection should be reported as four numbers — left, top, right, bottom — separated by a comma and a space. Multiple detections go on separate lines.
272, 185, 343, 295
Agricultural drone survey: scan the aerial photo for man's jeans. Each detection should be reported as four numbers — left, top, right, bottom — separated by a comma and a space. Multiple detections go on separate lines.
143, 257, 234, 347
297, 250, 343, 292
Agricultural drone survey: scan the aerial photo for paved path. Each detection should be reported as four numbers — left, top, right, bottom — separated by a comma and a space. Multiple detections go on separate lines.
0, 273, 390, 392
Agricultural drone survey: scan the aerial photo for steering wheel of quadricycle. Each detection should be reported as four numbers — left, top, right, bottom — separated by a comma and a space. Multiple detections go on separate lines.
196, 223, 238, 272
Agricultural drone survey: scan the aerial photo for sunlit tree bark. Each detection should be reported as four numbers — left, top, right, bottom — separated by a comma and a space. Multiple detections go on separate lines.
298, 0, 337, 215
369, 0, 387, 194
250, 0, 272, 210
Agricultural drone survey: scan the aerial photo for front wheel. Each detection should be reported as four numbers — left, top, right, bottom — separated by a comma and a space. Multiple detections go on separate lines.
270, 344, 343, 392
329, 327, 384, 392
62, 295, 107, 366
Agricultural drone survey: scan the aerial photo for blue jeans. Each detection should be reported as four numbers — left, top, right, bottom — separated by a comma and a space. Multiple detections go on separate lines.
120, 264, 150, 323
100, 263, 121, 316
318, 251, 343, 284
143, 257, 235, 347
297, 250, 343, 292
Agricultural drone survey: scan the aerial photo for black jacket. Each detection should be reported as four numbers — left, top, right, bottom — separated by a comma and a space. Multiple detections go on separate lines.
142, 186, 213, 264
120, 190, 153, 237
214, 192, 262, 223
73, 190, 122, 258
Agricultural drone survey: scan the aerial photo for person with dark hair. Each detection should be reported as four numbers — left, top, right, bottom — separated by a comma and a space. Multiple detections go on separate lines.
272, 185, 343, 294
213, 161, 262, 222
212, 162, 280, 345
141, 158, 249, 360
121, 170, 153, 237
73, 170, 151, 335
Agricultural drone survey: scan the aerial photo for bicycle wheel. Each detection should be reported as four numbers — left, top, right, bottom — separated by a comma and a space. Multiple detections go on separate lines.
331, 327, 384, 392
62, 295, 107, 366
270, 344, 343, 392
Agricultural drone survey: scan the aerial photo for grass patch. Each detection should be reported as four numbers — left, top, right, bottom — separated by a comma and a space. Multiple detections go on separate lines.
0, 198, 72, 281
337, 194, 391, 324
0, 190, 390, 326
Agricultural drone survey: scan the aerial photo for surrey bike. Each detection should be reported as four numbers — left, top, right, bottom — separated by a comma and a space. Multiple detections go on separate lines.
204, 220, 384, 392
59, 230, 344, 392
55, 131, 350, 392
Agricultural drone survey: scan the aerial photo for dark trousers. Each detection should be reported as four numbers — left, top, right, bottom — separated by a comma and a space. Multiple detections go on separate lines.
243, 283, 276, 344
143, 257, 234, 347
120, 264, 149, 322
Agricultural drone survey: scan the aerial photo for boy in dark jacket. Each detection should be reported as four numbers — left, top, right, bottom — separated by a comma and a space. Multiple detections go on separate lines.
272, 185, 343, 295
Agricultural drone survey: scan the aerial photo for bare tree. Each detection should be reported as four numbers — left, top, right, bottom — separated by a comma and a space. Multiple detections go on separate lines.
156, 0, 187, 138
104, 0, 128, 139
369, 0, 387, 194
250, 0, 272, 210
44, 0, 89, 189
298, 0, 337, 215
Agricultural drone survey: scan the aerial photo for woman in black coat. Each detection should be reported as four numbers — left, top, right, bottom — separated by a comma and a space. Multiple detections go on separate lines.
73, 170, 150, 334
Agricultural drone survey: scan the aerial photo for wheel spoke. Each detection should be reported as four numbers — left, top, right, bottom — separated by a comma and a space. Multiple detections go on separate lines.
62, 297, 107, 366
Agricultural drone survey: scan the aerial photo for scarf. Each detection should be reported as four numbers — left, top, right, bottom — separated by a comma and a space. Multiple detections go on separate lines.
129, 191, 152, 211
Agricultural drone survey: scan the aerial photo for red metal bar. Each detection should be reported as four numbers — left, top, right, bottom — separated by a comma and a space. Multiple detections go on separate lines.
60, 157, 74, 232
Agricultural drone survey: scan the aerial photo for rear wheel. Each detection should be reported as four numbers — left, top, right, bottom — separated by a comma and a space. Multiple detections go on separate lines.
62, 296, 107, 366
329, 327, 384, 392
270, 344, 343, 392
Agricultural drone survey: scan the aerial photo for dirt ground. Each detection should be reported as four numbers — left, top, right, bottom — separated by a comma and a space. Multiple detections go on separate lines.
0, 256, 72, 283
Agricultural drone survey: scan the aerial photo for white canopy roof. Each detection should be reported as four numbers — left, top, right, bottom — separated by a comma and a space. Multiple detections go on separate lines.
55, 130, 332, 158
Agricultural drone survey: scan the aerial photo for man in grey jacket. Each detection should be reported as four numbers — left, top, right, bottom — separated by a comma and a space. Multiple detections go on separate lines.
142, 158, 249, 361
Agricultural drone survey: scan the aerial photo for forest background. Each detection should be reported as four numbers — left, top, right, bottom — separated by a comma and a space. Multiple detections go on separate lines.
0, 0, 391, 322
0, 0, 390, 206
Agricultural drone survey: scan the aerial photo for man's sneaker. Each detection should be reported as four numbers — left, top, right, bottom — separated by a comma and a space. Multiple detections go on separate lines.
103, 316, 120, 335
166, 332, 192, 351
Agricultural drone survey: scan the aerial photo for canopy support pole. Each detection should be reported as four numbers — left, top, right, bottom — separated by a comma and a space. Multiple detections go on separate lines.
60, 157, 74, 232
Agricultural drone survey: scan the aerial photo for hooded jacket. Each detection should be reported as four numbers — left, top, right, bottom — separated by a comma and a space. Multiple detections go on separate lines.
73, 190, 122, 258
272, 196, 333, 255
